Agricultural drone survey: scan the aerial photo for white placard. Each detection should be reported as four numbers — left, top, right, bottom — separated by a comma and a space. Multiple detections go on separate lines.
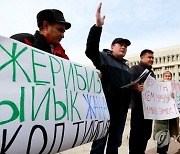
0, 36, 110, 154
142, 75, 180, 120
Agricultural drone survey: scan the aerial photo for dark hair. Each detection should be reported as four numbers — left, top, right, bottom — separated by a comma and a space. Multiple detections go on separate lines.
140, 49, 154, 57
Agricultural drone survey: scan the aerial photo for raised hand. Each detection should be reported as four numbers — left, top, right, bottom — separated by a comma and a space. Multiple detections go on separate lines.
96, 2, 105, 27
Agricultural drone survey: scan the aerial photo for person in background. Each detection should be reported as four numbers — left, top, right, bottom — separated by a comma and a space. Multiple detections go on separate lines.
129, 49, 156, 154
10, 9, 71, 60
153, 71, 180, 154
85, 3, 132, 154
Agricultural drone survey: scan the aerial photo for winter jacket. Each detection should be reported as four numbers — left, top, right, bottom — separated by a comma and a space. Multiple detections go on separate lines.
85, 25, 132, 113
130, 61, 156, 109
10, 31, 69, 60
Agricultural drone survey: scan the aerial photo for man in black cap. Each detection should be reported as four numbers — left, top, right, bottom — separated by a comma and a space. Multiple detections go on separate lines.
11, 9, 71, 59
85, 3, 132, 154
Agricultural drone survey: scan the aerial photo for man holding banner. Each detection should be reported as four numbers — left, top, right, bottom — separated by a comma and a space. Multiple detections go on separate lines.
0, 7, 111, 154
129, 49, 155, 154
85, 3, 132, 154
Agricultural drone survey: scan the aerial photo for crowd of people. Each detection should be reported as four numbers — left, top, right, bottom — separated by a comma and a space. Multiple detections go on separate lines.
9, 2, 179, 154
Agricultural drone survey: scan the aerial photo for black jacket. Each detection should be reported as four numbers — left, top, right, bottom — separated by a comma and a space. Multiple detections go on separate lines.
10, 31, 52, 54
85, 25, 131, 112
131, 61, 156, 109
10, 31, 69, 59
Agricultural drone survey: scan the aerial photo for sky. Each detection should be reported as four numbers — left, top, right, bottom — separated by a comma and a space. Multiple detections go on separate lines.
1, 0, 180, 66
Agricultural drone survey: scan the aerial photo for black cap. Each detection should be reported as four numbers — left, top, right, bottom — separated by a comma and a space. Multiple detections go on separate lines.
37, 9, 71, 30
111, 38, 131, 46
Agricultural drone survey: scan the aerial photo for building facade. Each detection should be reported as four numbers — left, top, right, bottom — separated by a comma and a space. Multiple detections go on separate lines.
125, 45, 180, 81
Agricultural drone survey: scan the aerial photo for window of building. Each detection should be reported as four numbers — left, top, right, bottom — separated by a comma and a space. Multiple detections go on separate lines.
155, 58, 158, 64
163, 57, 166, 63
159, 57, 161, 63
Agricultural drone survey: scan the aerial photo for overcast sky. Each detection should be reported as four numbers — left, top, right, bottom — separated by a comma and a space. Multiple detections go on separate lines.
1, 0, 180, 65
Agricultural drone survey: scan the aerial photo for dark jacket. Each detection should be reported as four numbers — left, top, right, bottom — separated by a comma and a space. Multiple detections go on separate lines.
10, 31, 69, 59
130, 61, 156, 109
85, 25, 131, 113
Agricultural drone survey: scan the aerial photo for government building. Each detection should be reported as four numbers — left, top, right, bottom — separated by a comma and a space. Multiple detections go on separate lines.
126, 45, 180, 81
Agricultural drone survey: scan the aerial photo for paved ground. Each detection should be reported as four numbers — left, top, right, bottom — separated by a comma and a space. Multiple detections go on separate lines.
60, 109, 180, 154
146, 141, 180, 154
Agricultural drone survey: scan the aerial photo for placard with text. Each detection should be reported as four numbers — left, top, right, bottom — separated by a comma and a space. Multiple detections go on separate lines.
0, 36, 110, 154
142, 75, 180, 120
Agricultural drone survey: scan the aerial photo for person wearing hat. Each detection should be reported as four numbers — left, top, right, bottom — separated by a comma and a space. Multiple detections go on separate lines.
85, 3, 132, 154
11, 9, 71, 60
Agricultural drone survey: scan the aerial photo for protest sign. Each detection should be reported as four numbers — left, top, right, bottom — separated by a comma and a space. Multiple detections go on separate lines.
142, 75, 180, 120
0, 36, 110, 154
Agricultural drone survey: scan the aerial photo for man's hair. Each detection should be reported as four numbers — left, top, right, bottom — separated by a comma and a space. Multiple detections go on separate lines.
163, 71, 172, 77
140, 49, 154, 57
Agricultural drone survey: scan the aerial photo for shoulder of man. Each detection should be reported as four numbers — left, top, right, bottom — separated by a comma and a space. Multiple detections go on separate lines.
102, 49, 111, 54
130, 64, 144, 79
10, 33, 35, 46
131, 64, 139, 72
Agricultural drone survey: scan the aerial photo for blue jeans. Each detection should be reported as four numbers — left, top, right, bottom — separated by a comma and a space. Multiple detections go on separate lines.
90, 112, 127, 154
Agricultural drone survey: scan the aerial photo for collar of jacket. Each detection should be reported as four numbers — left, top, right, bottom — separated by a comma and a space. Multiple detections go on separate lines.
139, 61, 152, 70
34, 30, 51, 52
33, 31, 69, 60
53, 43, 69, 60
103, 49, 127, 63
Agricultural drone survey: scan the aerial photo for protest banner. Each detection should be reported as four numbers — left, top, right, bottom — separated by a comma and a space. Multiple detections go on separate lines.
142, 75, 180, 120
0, 36, 110, 154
